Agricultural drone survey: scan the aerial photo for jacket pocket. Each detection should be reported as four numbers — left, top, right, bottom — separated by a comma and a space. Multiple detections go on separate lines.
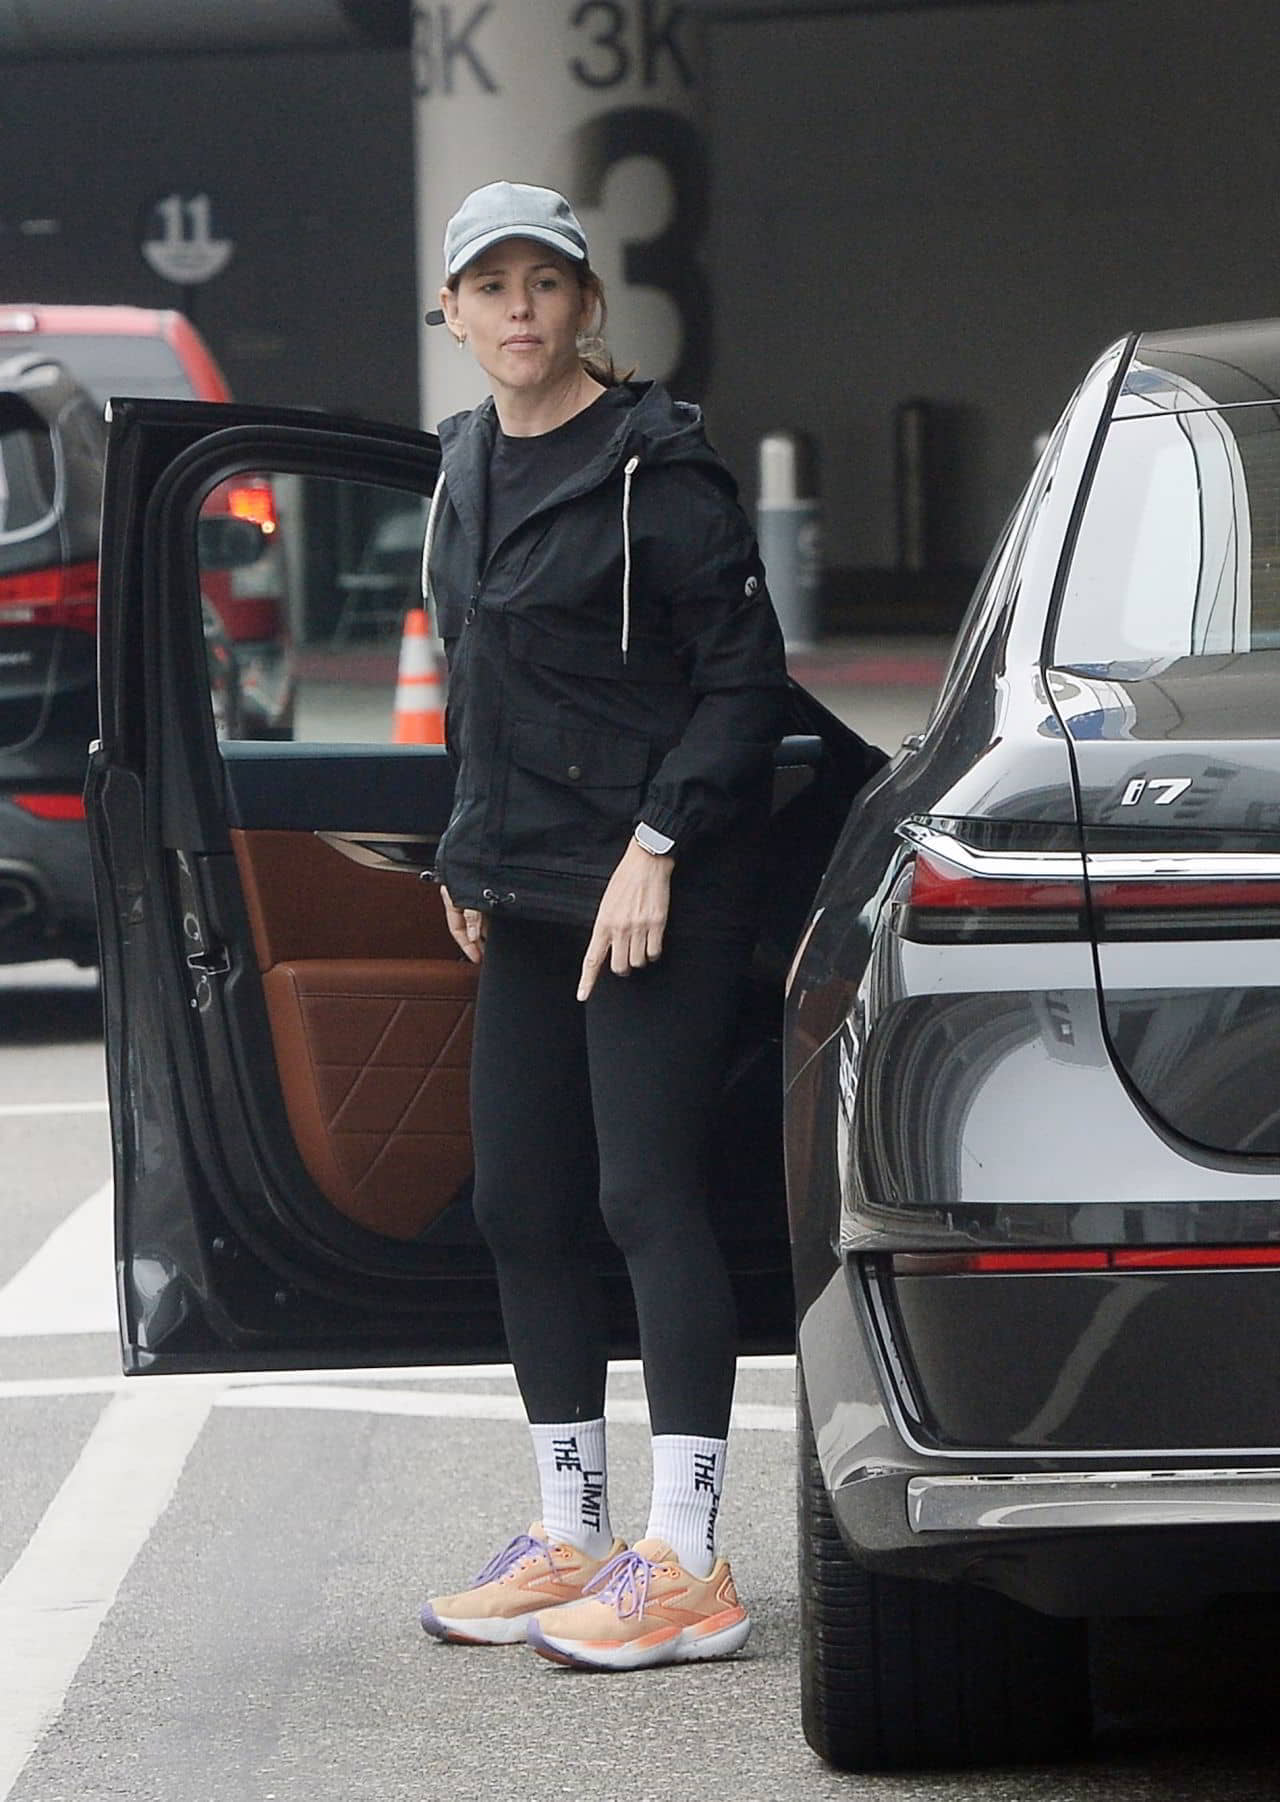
500, 720, 650, 873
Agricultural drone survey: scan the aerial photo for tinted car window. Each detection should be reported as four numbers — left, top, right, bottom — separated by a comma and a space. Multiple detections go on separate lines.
924, 407, 1071, 732
0, 333, 194, 403
1055, 403, 1280, 669
0, 411, 57, 572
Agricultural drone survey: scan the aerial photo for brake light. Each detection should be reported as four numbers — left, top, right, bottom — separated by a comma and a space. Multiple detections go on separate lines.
909, 850, 1086, 912
891, 1246, 1280, 1275
900, 837, 1280, 945
226, 481, 277, 535
12, 793, 85, 820
902, 848, 1087, 943
1088, 874, 1280, 939
1110, 1246, 1280, 1269
0, 560, 97, 632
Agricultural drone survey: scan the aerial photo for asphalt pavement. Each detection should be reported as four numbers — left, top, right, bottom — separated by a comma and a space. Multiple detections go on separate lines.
4, 650, 1280, 1799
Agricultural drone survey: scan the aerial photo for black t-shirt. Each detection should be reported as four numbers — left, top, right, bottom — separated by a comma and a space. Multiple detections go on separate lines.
484, 386, 629, 563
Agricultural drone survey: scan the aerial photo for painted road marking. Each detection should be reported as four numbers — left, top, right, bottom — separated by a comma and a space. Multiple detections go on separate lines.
0, 1102, 109, 1118
0, 1180, 116, 1338
0, 1384, 214, 1802
0, 1355, 796, 1408
215, 1385, 794, 1431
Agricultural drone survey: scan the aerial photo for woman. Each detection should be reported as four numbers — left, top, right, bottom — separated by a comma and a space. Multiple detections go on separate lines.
417, 180, 788, 1672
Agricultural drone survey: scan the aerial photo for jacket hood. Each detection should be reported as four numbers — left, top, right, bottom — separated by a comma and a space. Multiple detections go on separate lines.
436, 381, 731, 491
426, 382, 739, 665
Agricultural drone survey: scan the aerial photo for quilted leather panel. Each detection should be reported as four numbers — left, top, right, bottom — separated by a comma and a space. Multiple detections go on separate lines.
262, 959, 477, 1241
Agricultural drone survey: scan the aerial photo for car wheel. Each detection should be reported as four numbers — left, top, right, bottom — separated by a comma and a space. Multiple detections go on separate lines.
796, 1371, 1091, 1771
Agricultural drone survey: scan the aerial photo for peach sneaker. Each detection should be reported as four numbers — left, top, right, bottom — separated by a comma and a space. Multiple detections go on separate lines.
420, 1525, 626, 1646
526, 1539, 751, 1670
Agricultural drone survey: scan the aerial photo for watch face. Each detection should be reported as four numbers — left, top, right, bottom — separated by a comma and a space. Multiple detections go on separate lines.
635, 823, 675, 855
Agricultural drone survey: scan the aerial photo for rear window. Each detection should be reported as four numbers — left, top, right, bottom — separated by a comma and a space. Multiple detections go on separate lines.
0, 333, 194, 404
1054, 403, 1280, 670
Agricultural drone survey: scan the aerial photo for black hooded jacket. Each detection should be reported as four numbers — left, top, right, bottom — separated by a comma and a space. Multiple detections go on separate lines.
425, 380, 789, 933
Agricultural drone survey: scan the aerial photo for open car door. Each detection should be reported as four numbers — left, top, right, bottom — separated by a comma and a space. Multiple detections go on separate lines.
88, 398, 881, 1375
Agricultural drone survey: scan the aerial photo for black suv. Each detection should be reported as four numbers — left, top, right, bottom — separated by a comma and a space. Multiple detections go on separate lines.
0, 353, 257, 965
0, 354, 109, 964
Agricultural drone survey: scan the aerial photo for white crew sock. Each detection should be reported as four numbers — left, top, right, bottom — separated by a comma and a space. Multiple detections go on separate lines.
529, 1418, 614, 1560
644, 1434, 727, 1578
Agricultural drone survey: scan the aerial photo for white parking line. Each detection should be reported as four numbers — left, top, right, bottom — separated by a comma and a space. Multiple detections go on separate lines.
0, 1102, 109, 1117
215, 1385, 794, 1430
0, 1384, 213, 1801
0, 1180, 116, 1338
0, 1354, 797, 1406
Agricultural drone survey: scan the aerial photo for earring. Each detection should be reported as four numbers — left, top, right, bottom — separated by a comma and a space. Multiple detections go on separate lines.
456, 333, 467, 351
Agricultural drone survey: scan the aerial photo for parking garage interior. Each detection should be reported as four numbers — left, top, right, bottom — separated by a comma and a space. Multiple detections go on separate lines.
3, 0, 1279, 633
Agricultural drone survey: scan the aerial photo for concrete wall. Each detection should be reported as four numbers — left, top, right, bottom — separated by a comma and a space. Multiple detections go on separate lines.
6, 2, 1280, 604
1, 48, 418, 424
704, 0, 1280, 577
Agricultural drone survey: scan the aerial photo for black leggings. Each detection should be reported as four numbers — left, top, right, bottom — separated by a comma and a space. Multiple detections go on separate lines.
468, 913, 748, 1438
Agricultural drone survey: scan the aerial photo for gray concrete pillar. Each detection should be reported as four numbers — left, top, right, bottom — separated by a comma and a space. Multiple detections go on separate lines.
412, 0, 710, 427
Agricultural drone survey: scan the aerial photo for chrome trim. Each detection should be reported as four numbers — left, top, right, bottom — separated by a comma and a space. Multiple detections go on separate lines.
315, 831, 438, 873
1114, 393, 1280, 421
908, 1469, 1280, 1532
896, 820, 1083, 880
897, 819, 1280, 884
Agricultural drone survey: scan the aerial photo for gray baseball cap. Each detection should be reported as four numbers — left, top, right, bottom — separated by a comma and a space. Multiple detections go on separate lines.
424, 181, 589, 325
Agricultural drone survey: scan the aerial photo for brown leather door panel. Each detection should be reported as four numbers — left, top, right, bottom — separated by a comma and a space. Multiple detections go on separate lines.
232, 827, 458, 964
232, 829, 476, 1239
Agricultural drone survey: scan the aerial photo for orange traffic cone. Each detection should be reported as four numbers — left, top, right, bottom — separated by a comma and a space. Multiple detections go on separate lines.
391, 607, 445, 745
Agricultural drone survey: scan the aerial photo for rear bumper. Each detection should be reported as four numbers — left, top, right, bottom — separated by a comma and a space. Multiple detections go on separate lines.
801, 1258, 1280, 1614
0, 806, 95, 961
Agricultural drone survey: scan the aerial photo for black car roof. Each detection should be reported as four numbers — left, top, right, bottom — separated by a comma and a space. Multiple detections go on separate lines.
1122, 317, 1280, 413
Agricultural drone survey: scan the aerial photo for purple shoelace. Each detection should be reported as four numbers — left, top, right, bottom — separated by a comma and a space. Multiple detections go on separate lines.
583, 1548, 658, 1620
470, 1532, 554, 1587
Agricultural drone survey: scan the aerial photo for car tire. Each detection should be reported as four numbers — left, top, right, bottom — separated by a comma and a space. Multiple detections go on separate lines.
796, 1371, 1092, 1771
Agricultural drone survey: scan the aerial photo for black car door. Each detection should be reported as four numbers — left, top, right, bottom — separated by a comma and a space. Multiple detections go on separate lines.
88, 398, 868, 1375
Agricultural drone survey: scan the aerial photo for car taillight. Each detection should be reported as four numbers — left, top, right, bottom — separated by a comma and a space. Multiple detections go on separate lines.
891, 1246, 1280, 1275
901, 847, 1088, 943
1087, 873, 1280, 939
898, 822, 1280, 943
226, 480, 277, 535
12, 793, 85, 820
0, 560, 97, 632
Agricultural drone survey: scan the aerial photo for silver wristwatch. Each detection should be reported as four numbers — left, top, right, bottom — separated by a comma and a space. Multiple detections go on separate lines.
633, 822, 676, 856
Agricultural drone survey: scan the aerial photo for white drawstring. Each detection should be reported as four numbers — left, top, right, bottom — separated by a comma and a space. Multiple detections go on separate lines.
419, 473, 447, 626
422, 459, 638, 655
620, 455, 640, 663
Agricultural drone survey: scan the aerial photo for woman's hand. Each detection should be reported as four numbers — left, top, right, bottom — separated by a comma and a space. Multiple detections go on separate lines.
441, 885, 487, 964
577, 838, 673, 1001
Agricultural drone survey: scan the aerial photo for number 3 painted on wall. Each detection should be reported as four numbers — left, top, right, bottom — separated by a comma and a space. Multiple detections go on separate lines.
565, 106, 712, 399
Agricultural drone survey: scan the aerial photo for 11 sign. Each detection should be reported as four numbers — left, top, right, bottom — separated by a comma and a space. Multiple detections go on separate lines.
139, 193, 234, 286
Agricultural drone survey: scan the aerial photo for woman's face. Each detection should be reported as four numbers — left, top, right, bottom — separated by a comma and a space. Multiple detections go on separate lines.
442, 239, 591, 395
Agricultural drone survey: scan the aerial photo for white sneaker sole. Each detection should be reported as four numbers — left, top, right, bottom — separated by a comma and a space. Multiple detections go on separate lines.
528, 1611, 751, 1670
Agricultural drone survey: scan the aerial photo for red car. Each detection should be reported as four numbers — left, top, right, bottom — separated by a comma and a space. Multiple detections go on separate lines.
0, 305, 295, 740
